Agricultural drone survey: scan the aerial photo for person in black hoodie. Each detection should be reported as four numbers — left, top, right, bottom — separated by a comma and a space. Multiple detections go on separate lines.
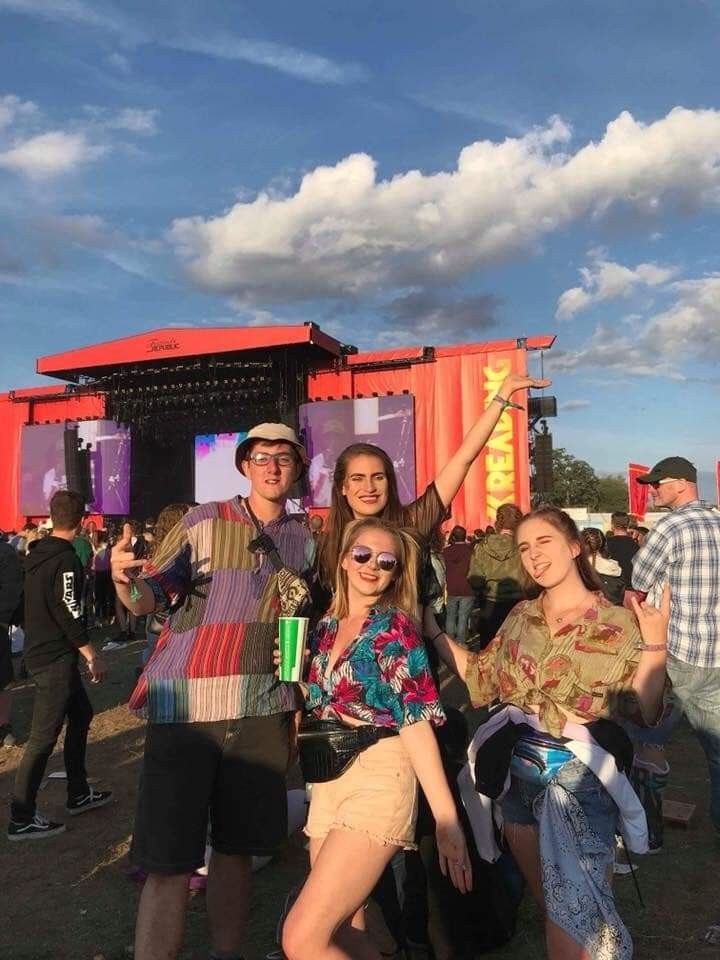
8, 490, 112, 842
0, 537, 23, 746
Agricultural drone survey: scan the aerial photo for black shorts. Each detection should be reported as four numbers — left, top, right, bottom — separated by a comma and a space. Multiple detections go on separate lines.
131, 713, 290, 875
0, 627, 13, 691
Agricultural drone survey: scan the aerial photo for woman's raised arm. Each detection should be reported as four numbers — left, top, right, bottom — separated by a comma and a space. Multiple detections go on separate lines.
433, 373, 549, 508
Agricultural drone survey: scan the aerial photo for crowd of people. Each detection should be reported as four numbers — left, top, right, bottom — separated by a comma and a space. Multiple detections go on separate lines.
1, 380, 719, 960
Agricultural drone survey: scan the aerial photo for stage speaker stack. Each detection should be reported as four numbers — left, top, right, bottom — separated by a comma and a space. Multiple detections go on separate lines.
64, 425, 93, 505
533, 431, 554, 494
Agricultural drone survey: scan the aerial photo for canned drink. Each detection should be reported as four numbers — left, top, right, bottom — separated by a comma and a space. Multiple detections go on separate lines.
278, 616, 309, 682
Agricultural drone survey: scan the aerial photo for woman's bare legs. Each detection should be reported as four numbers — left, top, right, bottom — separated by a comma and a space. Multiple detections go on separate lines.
282, 831, 398, 960
505, 822, 592, 960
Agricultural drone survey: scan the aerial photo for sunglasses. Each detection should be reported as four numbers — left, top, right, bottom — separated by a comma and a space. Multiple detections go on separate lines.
349, 544, 399, 572
649, 478, 678, 489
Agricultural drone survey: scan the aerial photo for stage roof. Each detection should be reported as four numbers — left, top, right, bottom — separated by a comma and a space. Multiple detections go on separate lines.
37, 323, 344, 382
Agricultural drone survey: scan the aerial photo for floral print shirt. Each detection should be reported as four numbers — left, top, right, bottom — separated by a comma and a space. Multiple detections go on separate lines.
464, 593, 643, 737
306, 606, 446, 730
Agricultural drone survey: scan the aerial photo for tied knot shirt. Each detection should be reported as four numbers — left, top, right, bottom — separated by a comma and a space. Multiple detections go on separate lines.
306, 606, 446, 730
464, 594, 643, 738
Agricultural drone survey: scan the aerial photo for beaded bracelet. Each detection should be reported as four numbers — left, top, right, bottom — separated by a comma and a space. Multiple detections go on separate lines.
492, 394, 524, 412
639, 643, 667, 652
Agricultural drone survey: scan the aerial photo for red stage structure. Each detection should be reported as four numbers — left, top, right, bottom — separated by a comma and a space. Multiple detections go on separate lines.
0, 324, 554, 533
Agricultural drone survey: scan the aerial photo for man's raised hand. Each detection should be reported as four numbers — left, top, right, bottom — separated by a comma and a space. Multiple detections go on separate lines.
110, 522, 145, 585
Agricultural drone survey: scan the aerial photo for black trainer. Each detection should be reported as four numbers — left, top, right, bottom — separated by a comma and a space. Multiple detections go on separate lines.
8, 814, 66, 841
66, 786, 113, 816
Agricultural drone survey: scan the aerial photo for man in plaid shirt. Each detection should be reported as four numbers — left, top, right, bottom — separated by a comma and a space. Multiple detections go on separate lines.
633, 456, 720, 834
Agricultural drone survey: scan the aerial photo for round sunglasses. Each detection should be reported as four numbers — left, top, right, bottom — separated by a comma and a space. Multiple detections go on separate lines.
349, 543, 399, 572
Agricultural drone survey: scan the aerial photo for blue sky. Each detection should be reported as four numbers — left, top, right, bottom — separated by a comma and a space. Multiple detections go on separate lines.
1, 0, 719, 493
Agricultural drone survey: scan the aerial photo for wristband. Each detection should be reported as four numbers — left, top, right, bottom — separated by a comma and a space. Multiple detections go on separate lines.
639, 643, 666, 652
430, 630, 445, 643
492, 394, 524, 412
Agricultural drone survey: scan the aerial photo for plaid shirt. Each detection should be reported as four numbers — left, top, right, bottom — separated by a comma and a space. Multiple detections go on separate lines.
128, 498, 312, 723
632, 500, 720, 668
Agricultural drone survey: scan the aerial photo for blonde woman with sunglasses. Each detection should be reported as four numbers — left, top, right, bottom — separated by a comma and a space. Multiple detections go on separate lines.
282, 517, 471, 960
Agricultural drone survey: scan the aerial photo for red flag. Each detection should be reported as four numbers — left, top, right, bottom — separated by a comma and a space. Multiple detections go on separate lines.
628, 463, 650, 518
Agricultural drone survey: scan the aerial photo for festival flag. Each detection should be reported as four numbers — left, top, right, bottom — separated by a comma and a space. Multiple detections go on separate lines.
627, 462, 650, 517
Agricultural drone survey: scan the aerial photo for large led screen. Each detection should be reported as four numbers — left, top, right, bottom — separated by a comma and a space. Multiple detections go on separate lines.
194, 431, 304, 512
299, 396, 416, 507
20, 420, 131, 516
195, 432, 250, 504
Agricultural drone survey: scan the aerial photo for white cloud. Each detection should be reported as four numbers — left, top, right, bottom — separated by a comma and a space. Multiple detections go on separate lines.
0, 0, 127, 32
0, 130, 105, 178
558, 399, 591, 411
0, 94, 159, 179
106, 108, 158, 135
548, 323, 684, 379
168, 107, 720, 304
377, 289, 499, 346
107, 52, 131, 73
167, 35, 368, 85
556, 253, 678, 320
644, 275, 720, 359
0, 94, 38, 130
40, 213, 113, 246
0, 1, 366, 85
550, 273, 720, 379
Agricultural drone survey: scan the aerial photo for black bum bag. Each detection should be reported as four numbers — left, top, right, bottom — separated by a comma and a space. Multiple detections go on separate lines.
297, 718, 399, 783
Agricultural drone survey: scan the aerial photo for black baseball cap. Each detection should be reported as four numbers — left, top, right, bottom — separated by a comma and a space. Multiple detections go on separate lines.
636, 457, 697, 485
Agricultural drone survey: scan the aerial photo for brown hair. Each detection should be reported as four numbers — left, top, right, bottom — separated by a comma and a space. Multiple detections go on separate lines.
49, 490, 85, 531
495, 503, 523, 533
147, 503, 192, 559
516, 505, 604, 592
328, 517, 419, 620
580, 527, 607, 565
318, 443, 403, 588
449, 525, 467, 543
610, 511, 630, 530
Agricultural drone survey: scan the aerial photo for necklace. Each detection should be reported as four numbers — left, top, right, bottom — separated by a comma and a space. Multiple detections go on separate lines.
542, 594, 595, 625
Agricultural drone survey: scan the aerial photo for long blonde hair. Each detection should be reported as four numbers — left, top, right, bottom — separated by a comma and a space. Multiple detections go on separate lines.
328, 517, 419, 620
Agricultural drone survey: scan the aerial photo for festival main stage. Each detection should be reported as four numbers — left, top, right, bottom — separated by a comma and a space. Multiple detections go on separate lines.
0, 324, 555, 532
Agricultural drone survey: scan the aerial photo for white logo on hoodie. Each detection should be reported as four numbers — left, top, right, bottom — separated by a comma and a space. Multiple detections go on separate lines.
62, 572, 81, 620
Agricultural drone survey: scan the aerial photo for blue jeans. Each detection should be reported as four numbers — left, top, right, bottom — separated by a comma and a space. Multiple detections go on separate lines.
623, 700, 682, 746
667, 655, 720, 830
445, 596, 474, 644
499, 758, 619, 844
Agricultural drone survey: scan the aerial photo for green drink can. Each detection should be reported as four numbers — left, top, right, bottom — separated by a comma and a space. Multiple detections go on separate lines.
278, 616, 309, 682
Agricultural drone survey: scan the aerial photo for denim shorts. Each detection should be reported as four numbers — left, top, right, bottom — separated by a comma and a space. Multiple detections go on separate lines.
499, 757, 618, 844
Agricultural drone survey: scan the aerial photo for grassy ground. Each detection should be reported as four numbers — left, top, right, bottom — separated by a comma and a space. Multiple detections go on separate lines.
0, 632, 718, 960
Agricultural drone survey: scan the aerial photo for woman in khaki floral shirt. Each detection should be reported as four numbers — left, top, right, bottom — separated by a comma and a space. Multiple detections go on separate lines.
427, 506, 669, 960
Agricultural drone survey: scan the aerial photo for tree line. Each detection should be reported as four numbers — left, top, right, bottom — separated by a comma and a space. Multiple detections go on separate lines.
545, 448, 629, 512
